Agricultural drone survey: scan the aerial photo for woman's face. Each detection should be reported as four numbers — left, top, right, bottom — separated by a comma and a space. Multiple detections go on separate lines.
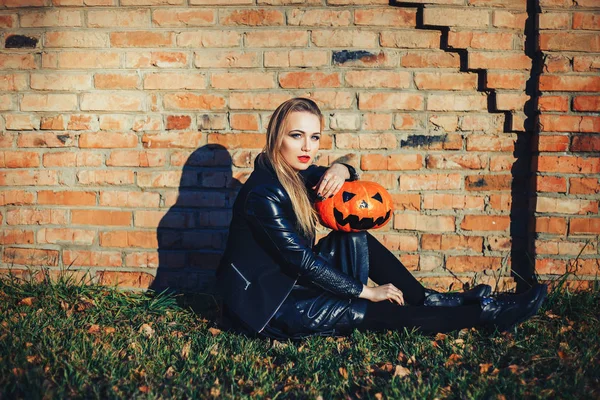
279, 111, 321, 171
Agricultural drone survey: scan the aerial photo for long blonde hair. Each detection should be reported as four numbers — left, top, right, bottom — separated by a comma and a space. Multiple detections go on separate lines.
260, 98, 324, 239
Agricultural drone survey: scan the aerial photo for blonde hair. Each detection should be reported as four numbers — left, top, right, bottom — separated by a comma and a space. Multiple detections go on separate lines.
260, 98, 324, 239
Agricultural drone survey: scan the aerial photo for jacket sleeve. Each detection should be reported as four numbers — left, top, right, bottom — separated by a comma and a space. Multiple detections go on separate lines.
244, 184, 363, 298
299, 163, 360, 190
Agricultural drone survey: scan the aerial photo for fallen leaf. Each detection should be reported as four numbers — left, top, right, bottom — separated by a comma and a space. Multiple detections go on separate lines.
545, 311, 560, 319
434, 333, 447, 341
271, 340, 288, 350
209, 343, 219, 356
104, 327, 116, 334
26, 355, 42, 364
181, 341, 191, 359
139, 323, 154, 337
393, 365, 411, 378
374, 393, 383, 400
397, 352, 407, 363
18, 297, 36, 306
138, 386, 149, 393
25, 342, 33, 348
164, 366, 176, 379
560, 326, 573, 334
557, 350, 567, 360
479, 363, 493, 374
339, 367, 348, 379
12, 368, 24, 377
445, 353, 462, 367
497, 395, 507, 400
431, 340, 440, 349
507, 365, 520, 374
88, 324, 101, 334
453, 338, 465, 348
171, 330, 184, 338
208, 327, 221, 336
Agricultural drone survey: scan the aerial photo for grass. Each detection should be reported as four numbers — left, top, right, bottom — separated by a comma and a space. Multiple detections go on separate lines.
1, 271, 599, 399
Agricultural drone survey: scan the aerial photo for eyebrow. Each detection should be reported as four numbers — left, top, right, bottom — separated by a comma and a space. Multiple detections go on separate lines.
289, 129, 321, 135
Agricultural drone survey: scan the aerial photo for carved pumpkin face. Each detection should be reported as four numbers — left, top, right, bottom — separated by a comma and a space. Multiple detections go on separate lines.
315, 181, 393, 232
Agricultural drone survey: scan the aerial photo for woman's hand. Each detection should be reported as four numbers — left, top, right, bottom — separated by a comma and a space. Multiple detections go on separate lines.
313, 163, 350, 200
359, 284, 405, 305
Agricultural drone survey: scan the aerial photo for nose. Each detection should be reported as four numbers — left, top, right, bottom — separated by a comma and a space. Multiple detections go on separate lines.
301, 136, 311, 152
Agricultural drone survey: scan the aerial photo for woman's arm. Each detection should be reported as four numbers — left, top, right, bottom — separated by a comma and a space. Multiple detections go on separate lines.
245, 184, 364, 298
300, 163, 359, 199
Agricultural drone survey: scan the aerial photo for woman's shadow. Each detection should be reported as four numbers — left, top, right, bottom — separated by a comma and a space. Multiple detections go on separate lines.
149, 144, 242, 317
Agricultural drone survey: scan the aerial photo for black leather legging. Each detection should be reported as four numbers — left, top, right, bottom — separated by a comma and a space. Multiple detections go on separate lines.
358, 234, 483, 334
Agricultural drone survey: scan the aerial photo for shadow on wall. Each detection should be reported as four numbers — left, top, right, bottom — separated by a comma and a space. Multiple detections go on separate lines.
149, 144, 242, 296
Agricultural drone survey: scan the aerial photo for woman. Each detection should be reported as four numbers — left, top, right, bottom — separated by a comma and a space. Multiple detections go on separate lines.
217, 98, 547, 340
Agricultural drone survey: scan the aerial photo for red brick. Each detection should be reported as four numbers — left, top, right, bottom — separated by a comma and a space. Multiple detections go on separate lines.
415, 72, 477, 90
461, 215, 510, 231
97, 271, 155, 289
312, 30, 377, 48
67, 114, 97, 131
0, 171, 58, 186
110, 31, 173, 47
573, 96, 600, 112
152, 9, 215, 27
335, 133, 396, 150
100, 231, 158, 248
537, 135, 569, 152
381, 31, 440, 49
467, 135, 514, 151
461, 115, 502, 133
45, 31, 108, 48
537, 197, 597, 215
569, 219, 600, 235
43, 51, 120, 69
401, 51, 460, 68
125, 51, 188, 68
543, 55, 571, 73
21, 9, 81, 27
79, 133, 137, 148
221, 8, 284, 25
390, 194, 420, 211
540, 115, 600, 133
486, 72, 527, 90
496, 93, 530, 110
88, 9, 149, 27
536, 240, 597, 256
448, 31, 514, 50
394, 214, 455, 232
81, 93, 143, 111
465, 175, 512, 191
164, 93, 225, 111
538, 155, 600, 174
143, 73, 206, 90
468, 52, 530, 70
569, 177, 598, 195
422, 194, 484, 210
359, 93, 423, 111
538, 96, 569, 112
360, 154, 422, 171
489, 194, 512, 211
345, 71, 410, 89
0, 191, 35, 206
424, 7, 489, 27
125, 252, 159, 268
540, 33, 600, 52
77, 170, 135, 185
370, 233, 418, 252
230, 114, 259, 131
540, 75, 600, 92
537, 176, 567, 193
535, 216, 567, 235
246, 30, 307, 47
421, 234, 483, 252
279, 72, 340, 89
94, 73, 139, 89
106, 150, 166, 167
194, 50, 258, 68
0, 151, 39, 168
3, 248, 58, 267
400, 174, 461, 191
229, 92, 292, 110
17, 133, 76, 148
489, 155, 516, 171
446, 256, 502, 273
361, 113, 392, 131
355, 8, 415, 26
72, 210, 131, 226
0, 14, 17, 28
38, 191, 96, 206
6, 209, 67, 225
21, 94, 78, 112
37, 228, 95, 245
289, 9, 352, 26
573, 56, 600, 72
142, 132, 203, 148
178, 31, 241, 48
0, 229, 34, 245
63, 250, 122, 267
571, 135, 600, 152
212, 72, 275, 89
0, 74, 28, 91
0, 54, 36, 70
468, 0, 525, 8
207, 133, 265, 149
538, 12, 570, 29
427, 94, 487, 111
133, 116, 162, 132
166, 115, 192, 130
426, 154, 487, 170
493, 11, 527, 29
43, 152, 103, 167
100, 191, 160, 208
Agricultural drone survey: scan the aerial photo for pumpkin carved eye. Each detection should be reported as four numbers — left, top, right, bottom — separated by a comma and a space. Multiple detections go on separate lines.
371, 193, 383, 203
342, 191, 355, 202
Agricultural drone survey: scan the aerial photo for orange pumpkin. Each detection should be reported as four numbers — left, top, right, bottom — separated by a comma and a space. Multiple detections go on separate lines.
315, 181, 393, 232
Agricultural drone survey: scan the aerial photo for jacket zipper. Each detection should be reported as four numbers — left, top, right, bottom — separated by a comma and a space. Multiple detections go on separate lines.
230, 263, 251, 290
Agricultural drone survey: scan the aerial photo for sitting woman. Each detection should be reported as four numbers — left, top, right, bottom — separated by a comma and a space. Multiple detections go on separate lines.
217, 97, 546, 340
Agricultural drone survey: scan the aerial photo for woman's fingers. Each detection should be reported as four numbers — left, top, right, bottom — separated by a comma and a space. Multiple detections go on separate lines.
316, 175, 343, 199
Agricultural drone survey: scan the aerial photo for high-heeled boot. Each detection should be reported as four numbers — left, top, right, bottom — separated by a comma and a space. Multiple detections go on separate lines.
480, 283, 547, 332
423, 284, 492, 307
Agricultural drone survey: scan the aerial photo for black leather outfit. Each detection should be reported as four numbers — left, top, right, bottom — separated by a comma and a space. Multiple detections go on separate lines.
217, 154, 368, 339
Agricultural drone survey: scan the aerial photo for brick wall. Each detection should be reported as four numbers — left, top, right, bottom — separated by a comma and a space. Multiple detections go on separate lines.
0, 0, 597, 293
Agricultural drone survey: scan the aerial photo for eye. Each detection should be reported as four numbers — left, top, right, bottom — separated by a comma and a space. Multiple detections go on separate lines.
371, 193, 383, 203
342, 191, 355, 202
290, 133, 301, 139
311, 135, 321, 141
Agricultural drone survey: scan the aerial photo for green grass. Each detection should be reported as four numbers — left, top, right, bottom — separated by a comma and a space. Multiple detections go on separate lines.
1, 272, 599, 399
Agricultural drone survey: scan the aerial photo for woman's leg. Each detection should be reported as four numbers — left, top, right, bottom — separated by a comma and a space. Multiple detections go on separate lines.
366, 233, 426, 305
357, 301, 483, 334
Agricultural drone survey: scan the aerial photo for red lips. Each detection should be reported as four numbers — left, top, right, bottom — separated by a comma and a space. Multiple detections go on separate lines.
298, 156, 310, 163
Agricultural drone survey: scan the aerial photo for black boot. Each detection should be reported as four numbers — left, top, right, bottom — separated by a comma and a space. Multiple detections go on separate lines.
480, 283, 547, 332
423, 284, 492, 307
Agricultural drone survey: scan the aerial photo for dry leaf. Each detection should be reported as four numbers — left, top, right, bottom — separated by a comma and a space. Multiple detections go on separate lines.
25, 342, 33, 348
12, 368, 24, 377
208, 327, 221, 336
271, 340, 288, 350
164, 366, 176, 379
104, 327, 116, 334
209, 343, 219, 356
545, 311, 560, 319
434, 333, 447, 341
453, 338, 465, 348
210, 387, 220, 397
374, 393, 383, 400
88, 324, 101, 334
479, 363, 493, 374
431, 340, 440, 349
397, 352, 407, 363
507, 365, 520, 374
26, 355, 42, 364
139, 323, 154, 337
181, 341, 191, 359
497, 395, 507, 400
393, 365, 411, 378
18, 297, 36, 306
339, 367, 348, 379
445, 353, 462, 367
138, 386, 149, 393
557, 350, 567, 360
60, 301, 70, 311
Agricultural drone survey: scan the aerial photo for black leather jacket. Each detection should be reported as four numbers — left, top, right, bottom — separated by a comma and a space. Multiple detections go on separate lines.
217, 155, 363, 333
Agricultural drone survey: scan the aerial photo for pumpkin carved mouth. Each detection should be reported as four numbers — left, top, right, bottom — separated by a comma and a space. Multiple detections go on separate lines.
333, 208, 391, 230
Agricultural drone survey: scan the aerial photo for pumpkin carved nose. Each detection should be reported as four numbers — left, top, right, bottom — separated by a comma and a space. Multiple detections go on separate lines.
359, 200, 368, 209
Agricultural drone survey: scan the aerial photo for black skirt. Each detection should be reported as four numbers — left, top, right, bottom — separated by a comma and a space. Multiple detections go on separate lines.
261, 231, 370, 340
